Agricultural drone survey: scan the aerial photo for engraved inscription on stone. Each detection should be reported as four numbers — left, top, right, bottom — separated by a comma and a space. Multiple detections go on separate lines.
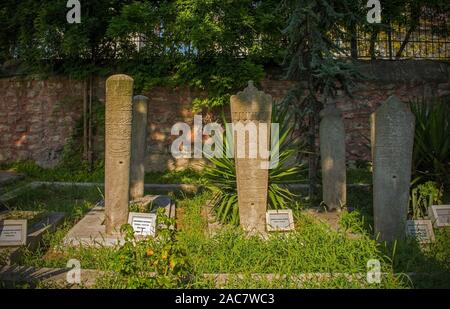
266, 210, 295, 232
428, 205, 450, 228
372, 96, 415, 242
0, 220, 27, 247
320, 106, 346, 211
230, 81, 272, 233
128, 212, 156, 237
105, 74, 134, 235
406, 220, 435, 243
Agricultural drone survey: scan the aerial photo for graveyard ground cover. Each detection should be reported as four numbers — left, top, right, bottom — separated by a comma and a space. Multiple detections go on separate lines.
1, 184, 449, 289
0, 161, 374, 189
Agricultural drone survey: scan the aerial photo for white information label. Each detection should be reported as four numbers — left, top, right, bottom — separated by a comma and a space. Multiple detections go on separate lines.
128, 213, 156, 237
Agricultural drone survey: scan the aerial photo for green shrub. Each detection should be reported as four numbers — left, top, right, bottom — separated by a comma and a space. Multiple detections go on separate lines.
203, 104, 306, 225
410, 97, 450, 189
110, 209, 191, 288
409, 181, 443, 220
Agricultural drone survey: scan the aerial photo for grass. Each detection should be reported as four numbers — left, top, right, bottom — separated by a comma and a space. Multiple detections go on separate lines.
1, 184, 449, 288
0, 161, 205, 185
1, 161, 375, 185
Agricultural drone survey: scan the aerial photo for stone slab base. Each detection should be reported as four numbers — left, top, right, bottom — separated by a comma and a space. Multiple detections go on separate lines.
63, 195, 175, 247
0, 171, 25, 186
0, 211, 66, 264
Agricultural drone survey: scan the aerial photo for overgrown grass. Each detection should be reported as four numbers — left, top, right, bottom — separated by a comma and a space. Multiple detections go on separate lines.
0, 161, 205, 185
1, 185, 449, 288
2, 161, 375, 186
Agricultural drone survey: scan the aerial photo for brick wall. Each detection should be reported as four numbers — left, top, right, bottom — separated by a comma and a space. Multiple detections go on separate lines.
0, 60, 449, 170
0, 78, 84, 168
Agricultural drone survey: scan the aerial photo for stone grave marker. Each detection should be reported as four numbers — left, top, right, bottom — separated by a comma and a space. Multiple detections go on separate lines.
371, 96, 415, 242
266, 210, 295, 232
319, 105, 346, 211
428, 205, 450, 228
0, 220, 27, 247
230, 81, 272, 233
130, 95, 149, 201
105, 74, 134, 234
406, 220, 435, 243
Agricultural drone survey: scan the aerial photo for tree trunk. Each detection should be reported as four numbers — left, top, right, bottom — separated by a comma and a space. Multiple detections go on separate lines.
308, 103, 319, 201
83, 79, 88, 161
88, 75, 93, 169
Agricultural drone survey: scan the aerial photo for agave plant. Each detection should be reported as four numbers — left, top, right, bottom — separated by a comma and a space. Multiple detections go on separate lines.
203, 104, 306, 225
410, 97, 450, 189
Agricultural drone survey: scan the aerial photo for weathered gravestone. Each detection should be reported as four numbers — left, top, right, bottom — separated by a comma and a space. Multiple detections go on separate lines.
230, 81, 272, 233
406, 220, 435, 243
428, 205, 450, 228
320, 106, 346, 211
105, 75, 134, 234
371, 96, 415, 242
130, 95, 149, 201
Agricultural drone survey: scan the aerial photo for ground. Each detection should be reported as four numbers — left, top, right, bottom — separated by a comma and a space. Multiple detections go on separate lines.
0, 167, 449, 289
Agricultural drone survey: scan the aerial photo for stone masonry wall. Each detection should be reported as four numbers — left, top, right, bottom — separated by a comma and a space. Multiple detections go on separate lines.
0, 77, 84, 168
0, 60, 449, 171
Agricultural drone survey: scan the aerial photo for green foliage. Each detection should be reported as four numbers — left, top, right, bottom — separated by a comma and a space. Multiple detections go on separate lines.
1, 1, 282, 108
4, 186, 450, 288
203, 104, 306, 225
110, 209, 191, 288
409, 181, 443, 220
279, 0, 365, 199
410, 97, 450, 189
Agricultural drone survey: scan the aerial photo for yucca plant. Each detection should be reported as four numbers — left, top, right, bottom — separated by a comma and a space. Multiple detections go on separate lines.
410, 97, 450, 189
204, 104, 306, 225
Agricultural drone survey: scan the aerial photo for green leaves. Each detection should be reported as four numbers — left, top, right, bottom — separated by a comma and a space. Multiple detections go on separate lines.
203, 104, 306, 225
410, 97, 450, 189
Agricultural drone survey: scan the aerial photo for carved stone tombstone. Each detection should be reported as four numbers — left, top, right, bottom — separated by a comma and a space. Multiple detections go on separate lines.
230, 81, 272, 233
130, 95, 149, 201
320, 106, 346, 211
371, 96, 415, 242
105, 74, 134, 234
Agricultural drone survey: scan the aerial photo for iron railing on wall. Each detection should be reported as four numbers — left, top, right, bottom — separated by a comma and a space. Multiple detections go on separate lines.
346, 7, 450, 60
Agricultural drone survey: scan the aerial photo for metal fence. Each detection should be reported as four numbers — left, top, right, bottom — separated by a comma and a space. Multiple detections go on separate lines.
354, 7, 449, 60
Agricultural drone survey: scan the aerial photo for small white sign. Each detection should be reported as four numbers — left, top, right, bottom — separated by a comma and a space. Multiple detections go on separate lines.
128, 213, 156, 237
0, 220, 27, 247
428, 205, 450, 228
266, 210, 295, 232
406, 220, 435, 243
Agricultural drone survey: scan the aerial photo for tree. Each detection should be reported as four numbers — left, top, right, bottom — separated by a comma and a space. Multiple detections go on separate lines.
279, 0, 365, 201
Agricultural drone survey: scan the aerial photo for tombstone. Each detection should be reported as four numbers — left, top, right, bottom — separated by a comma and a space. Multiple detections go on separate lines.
105, 74, 134, 234
406, 220, 435, 243
319, 106, 346, 211
230, 81, 272, 233
371, 96, 415, 242
130, 95, 149, 201
428, 205, 450, 228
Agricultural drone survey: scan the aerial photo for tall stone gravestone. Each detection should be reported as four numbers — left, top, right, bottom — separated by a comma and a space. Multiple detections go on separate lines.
230, 81, 272, 233
371, 96, 415, 242
130, 95, 149, 201
320, 106, 346, 211
105, 75, 134, 234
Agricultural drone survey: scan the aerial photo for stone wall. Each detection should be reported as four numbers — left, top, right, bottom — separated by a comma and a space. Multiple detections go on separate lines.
0, 78, 84, 168
0, 60, 449, 170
